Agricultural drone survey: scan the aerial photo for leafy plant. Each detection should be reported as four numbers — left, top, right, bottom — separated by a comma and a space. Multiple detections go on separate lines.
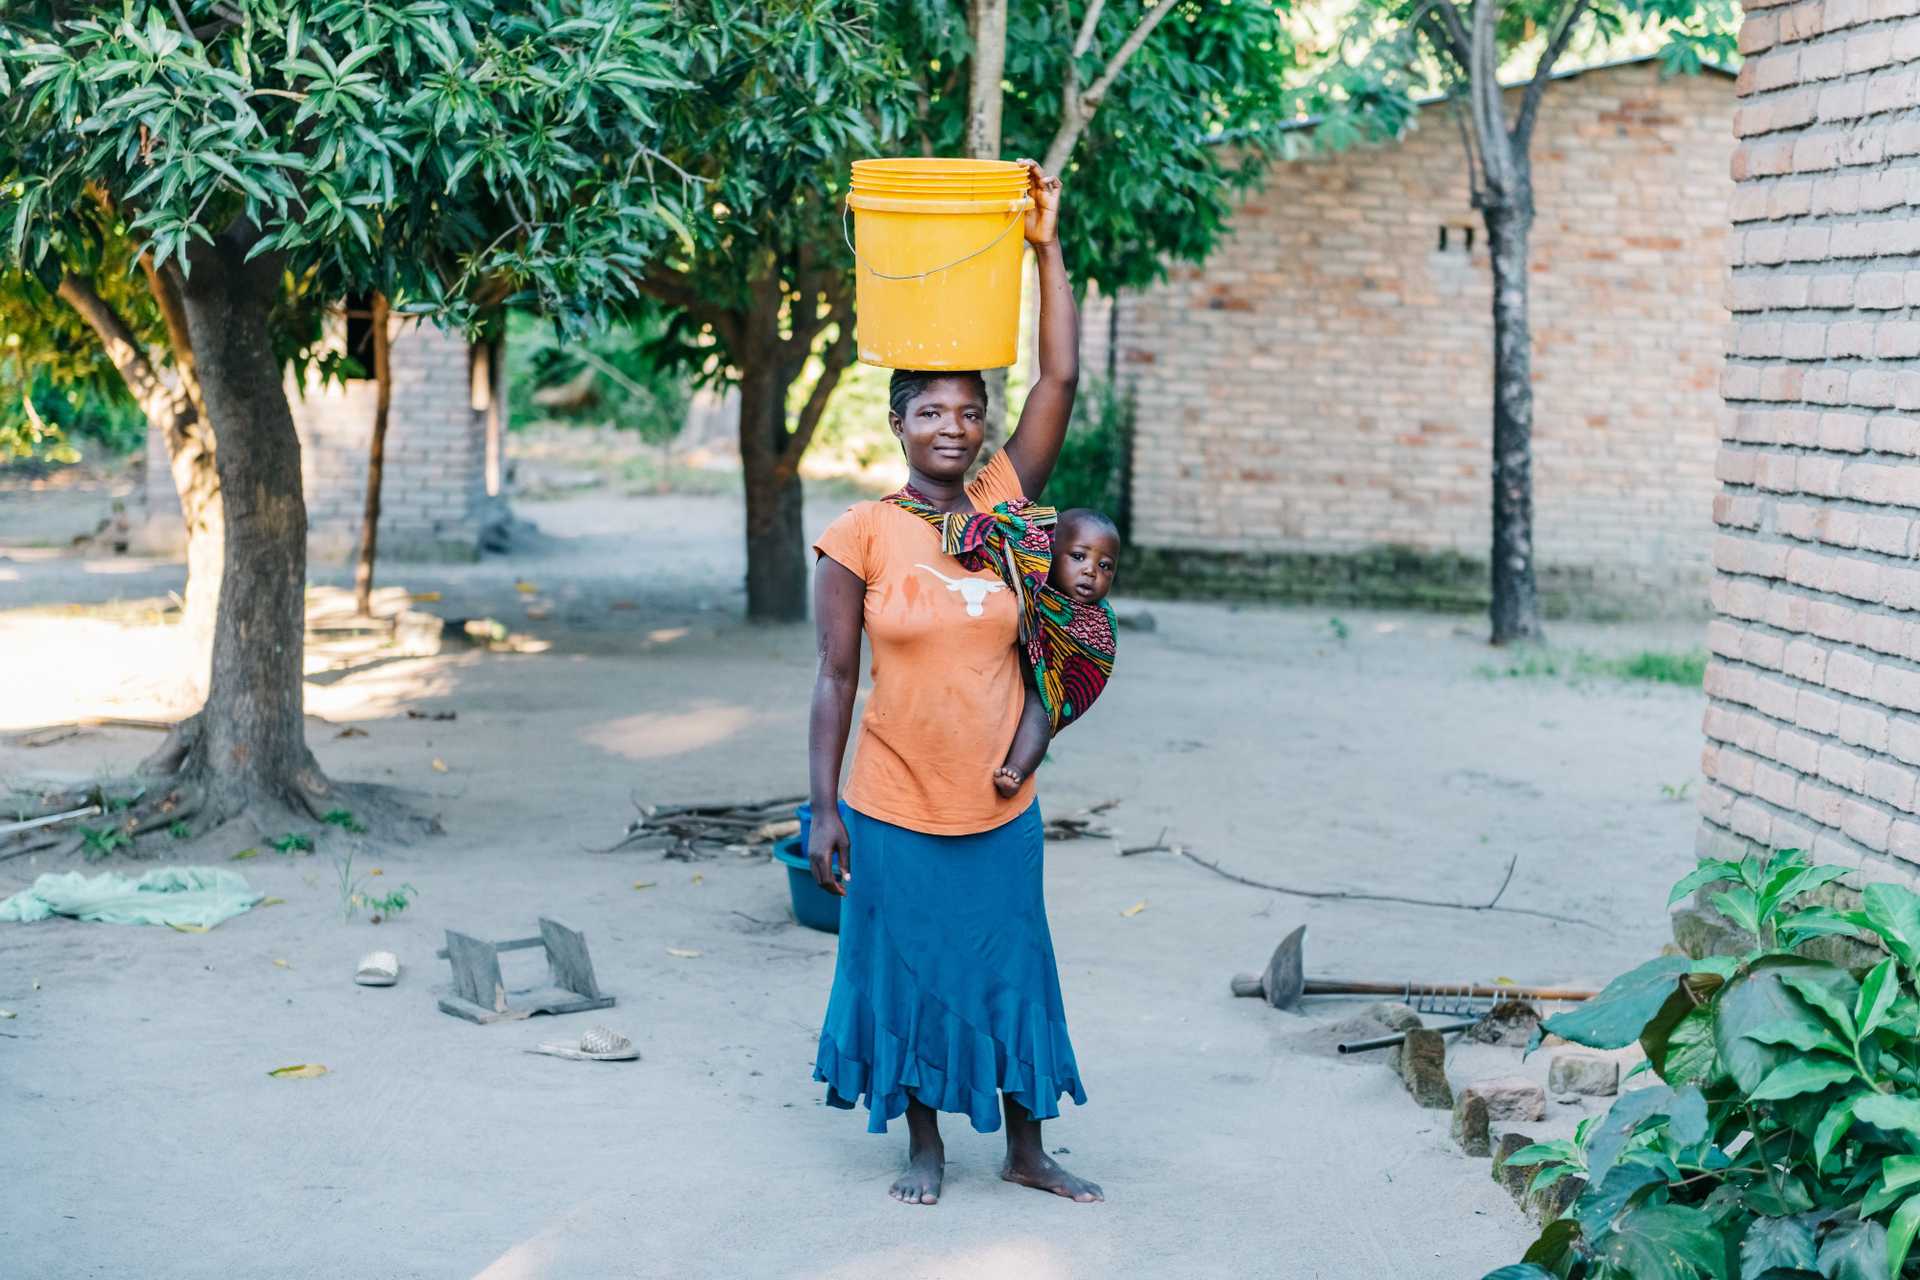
1662, 781, 1695, 803
333, 851, 415, 924
167, 820, 191, 839
1043, 378, 1133, 541
269, 832, 316, 855
1329, 617, 1352, 645
77, 824, 130, 860
321, 809, 366, 836
1485, 847, 1920, 1279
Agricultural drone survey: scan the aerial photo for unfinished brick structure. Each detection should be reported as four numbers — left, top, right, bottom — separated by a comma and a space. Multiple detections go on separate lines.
1116, 58, 1734, 616
139, 318, 501, 563
1700, 2, 1920, 871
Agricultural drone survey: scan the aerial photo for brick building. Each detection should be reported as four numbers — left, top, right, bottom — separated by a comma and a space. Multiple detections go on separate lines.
139, 315, 503, 562
1115, 57, 1735, 617
1699, 1, 1920, 875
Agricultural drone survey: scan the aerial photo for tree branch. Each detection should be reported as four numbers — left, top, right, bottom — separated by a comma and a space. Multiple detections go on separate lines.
1042, 0, 1174, 175
1513, 0, 1591, 150
1467, 0, 1516, 199
636, 267, 739, 350
775, 313, 855, 478
1416, 1, 1471, 75
55, 273, 197, 448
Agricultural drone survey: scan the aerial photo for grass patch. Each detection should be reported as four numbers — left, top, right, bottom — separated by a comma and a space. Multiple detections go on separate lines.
1477, 647, 1707, 687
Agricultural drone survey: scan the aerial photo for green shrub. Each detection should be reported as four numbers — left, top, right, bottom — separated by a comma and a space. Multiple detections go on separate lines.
1486, 847, 1920, 1280
1044, 377, 1133, 541
506, 308, 689, 443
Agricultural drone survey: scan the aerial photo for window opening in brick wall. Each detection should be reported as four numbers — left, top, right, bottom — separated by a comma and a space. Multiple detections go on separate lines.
342, 293, 376, 379
1437, 224, 1475, 253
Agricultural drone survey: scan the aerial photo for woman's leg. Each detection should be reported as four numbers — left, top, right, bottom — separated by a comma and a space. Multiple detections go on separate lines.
999, 1096, 1103, 1202
889, 1100, 945, 1205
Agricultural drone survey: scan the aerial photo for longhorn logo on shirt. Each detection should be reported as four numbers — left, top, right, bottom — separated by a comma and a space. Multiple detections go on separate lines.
915, 564, 1005, 617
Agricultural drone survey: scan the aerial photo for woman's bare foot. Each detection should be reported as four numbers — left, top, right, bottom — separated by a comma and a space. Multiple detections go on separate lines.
890, 1142, 945, 1205
1001, 1149, 1103, 1202
993, 766, 1025, 797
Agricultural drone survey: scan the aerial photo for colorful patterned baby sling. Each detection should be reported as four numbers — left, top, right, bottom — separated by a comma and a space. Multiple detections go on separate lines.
885, 484, 1117, 732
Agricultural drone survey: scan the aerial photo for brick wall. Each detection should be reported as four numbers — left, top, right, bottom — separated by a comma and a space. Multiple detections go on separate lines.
1117, 59, 1734, 616
1700, 1, 1920, 874
140, 319, 488, 562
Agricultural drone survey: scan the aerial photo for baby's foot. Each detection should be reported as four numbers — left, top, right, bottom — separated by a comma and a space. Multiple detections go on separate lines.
993, 766, 1025, 798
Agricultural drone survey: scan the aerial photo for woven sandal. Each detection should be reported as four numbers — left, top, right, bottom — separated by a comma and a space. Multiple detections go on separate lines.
525, 1025, 639, 1062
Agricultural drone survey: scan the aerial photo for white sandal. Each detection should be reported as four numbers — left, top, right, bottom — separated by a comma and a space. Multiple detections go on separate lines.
353, 951, 400, 987
526, 1025, 639, 1062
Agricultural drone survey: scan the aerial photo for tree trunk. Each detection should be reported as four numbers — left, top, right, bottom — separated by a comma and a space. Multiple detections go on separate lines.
1483, 200, 1543, 646
353, 294, 393, 617
172, 230, 330, 819
970, 0, 1012, 453
737, 364, 808, 622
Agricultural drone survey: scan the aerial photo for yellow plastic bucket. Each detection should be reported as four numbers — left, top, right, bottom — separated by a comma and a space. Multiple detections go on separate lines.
847, 158, 1031, 370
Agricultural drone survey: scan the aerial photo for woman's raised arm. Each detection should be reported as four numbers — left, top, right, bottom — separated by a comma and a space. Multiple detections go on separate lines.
1003, 160, 1079, 499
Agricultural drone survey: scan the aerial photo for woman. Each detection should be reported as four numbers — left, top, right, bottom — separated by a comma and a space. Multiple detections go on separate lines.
806, 159, 1101, 1207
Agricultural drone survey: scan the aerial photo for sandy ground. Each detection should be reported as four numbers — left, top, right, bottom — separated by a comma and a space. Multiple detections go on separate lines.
0, 453, 1710, 1280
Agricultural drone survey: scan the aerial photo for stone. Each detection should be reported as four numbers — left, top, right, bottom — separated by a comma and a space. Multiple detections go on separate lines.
1492, 1132, 1533, 1204
1367, 1001, 1423, 1031
1115, 609, 1158, 633
1670, 905, 1757, 960
1548, 1051, 1620, 1097
1399, 1028, 1453, 1109
1451, 1090, 1491, 1157
1369, 1002, 1422, 1072
1462, 1076, 1547, 1123
1527, 1173, 1586, 1223
1466, 999, 1541, 1047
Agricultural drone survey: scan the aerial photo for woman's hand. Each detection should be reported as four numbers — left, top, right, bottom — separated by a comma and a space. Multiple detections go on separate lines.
1019, 158, 1062, 247
808, 807, 852, 897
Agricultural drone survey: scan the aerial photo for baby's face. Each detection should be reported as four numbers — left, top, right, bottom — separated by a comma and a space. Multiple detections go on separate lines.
1049, 525, 1119, 605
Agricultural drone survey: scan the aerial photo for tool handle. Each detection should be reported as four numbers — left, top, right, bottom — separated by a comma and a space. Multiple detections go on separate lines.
1304, 979, 1597, 1001
1229, 973, 1264, 998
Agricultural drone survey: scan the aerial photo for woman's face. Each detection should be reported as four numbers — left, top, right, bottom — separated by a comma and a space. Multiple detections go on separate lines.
891, 378, 985, 483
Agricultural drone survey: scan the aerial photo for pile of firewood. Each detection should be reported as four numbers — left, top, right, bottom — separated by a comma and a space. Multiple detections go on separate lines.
596, 795, 805, 860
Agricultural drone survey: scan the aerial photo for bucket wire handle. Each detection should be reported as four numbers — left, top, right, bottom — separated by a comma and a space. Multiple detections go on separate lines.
841, 201, 1027, 282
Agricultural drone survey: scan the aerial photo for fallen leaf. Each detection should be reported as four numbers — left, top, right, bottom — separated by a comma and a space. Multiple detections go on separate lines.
691, 874, 704, 885
334, 726, 368, 739
410, 591, 442, 603
633, 881, 656, 890
430, 758, 448, 773
259, 897, 286, 907
230, 848, 258, 860
0, 1009, 15, 1019
166, 921, 210, 933
268, 1063, 328, 1079
367, 868, 383, 877
514, 580, 538, 594
666, 948, 703, 959
272, 958, 290, 969
1120, 900, 1147, 918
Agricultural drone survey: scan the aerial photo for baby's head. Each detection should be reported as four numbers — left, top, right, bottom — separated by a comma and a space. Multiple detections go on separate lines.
1048, 509, 1120, 606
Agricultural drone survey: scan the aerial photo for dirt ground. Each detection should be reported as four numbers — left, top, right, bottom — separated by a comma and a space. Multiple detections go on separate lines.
0, 446, 1710, 1280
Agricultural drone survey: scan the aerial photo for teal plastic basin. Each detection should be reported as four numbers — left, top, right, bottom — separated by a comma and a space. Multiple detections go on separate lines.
773, 825, 841, 934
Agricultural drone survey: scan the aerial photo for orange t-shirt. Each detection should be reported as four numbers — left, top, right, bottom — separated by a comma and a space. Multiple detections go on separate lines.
813, 451, 1036, 836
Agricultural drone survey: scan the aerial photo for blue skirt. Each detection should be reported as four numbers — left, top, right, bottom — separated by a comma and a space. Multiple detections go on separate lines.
812, 801, 1087, 1134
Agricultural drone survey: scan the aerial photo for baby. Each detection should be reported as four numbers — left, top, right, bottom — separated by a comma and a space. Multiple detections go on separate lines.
994, 508, 1121, 797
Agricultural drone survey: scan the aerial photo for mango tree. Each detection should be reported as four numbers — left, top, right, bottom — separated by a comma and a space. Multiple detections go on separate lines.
0, 1, 694, 832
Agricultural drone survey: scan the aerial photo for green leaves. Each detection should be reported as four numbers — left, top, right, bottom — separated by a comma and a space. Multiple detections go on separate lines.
1814, 1218, 1886, 1280
1539, 955, 1690, 1051
1747, 1058, 1858, 1101
1861, 885, 1920, 972
1738, 1215, 1816, 1278
1504, 848, 1920, 1280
